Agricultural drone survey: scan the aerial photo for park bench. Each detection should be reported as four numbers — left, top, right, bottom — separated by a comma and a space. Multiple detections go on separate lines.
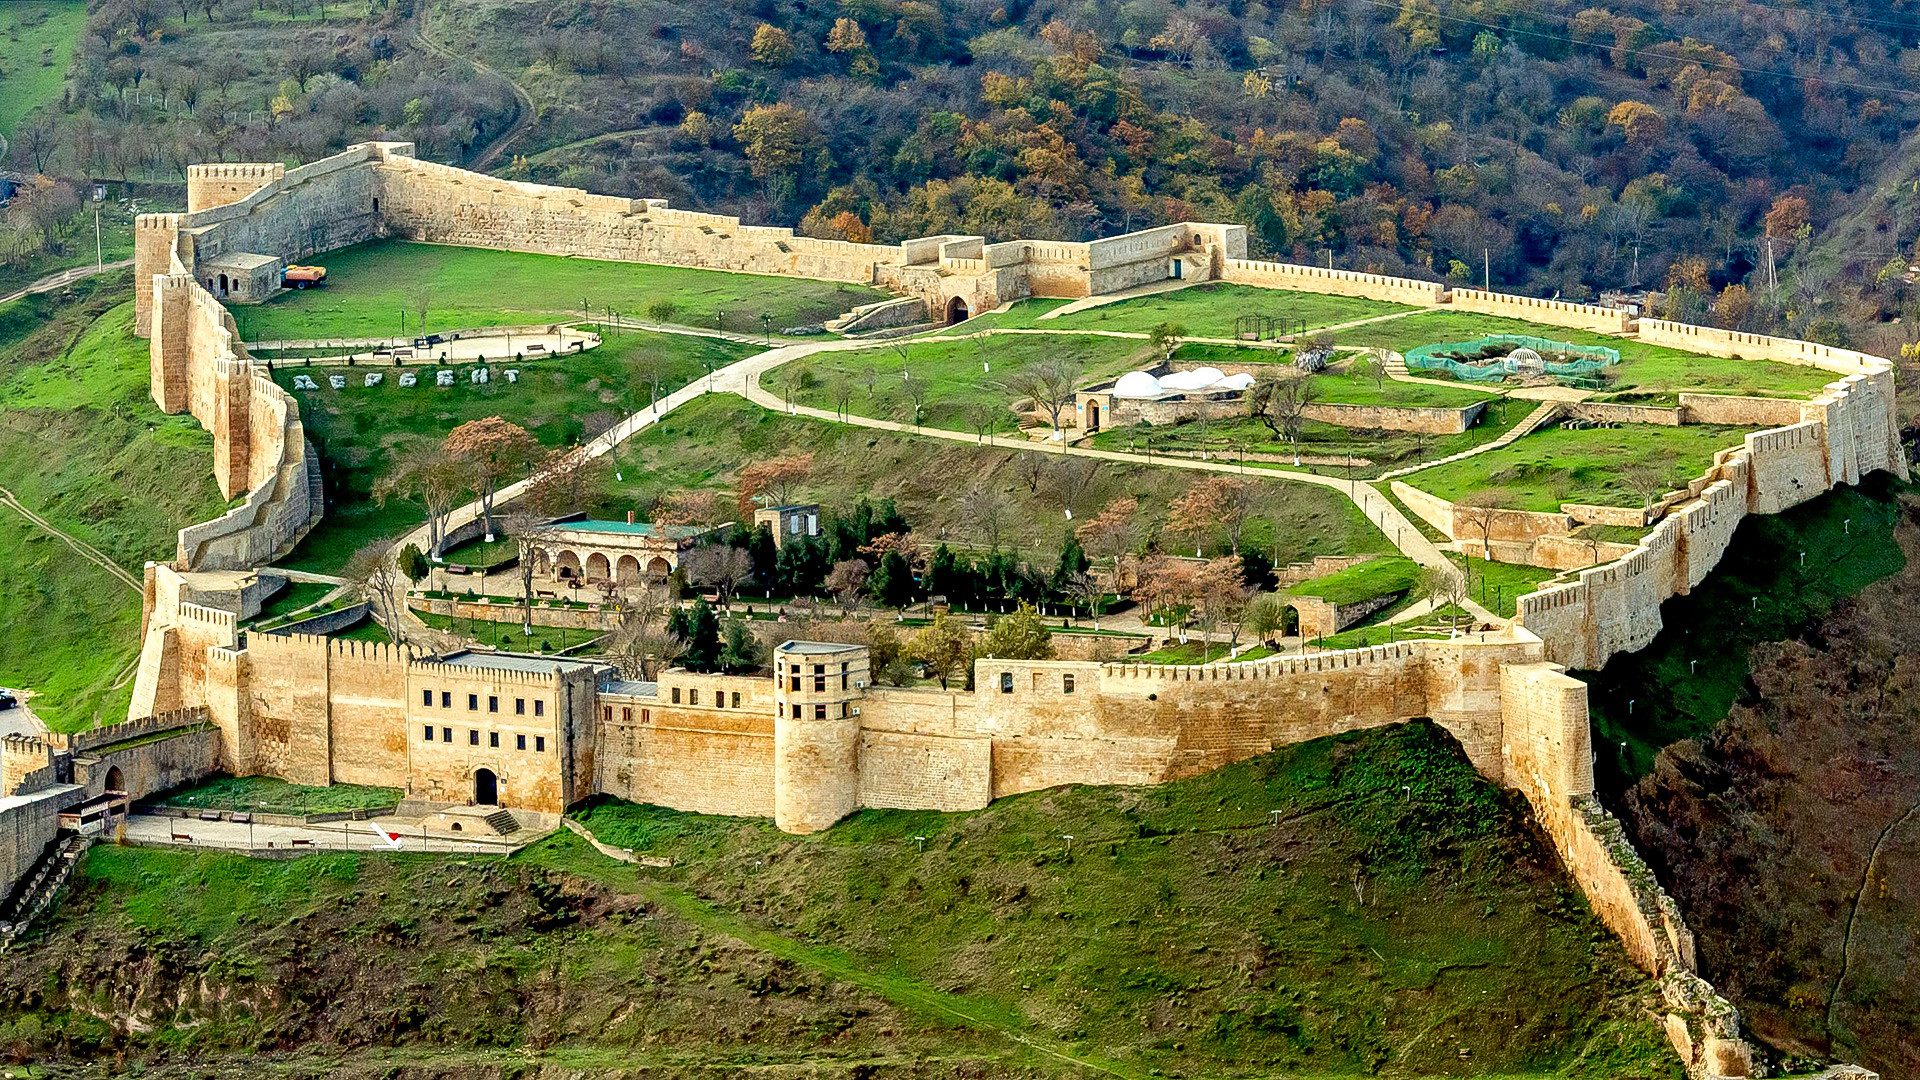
170, 832, 192, 843
292, 838, 314, 847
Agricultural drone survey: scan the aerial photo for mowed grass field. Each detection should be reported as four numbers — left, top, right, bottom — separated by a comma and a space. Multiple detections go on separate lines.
0, 1, 83, 138
1404, 422, 1756, 512
273, 329, 753, 574
0, 284, 227, 731
227, 240, 888, 342
1338, 311, 1837, 397
948, 283, 1410, 337
778, 333, 1152, 431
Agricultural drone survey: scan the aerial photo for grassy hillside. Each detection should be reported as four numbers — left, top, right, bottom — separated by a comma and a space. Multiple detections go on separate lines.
6, 723, 1677, 1078
230, 240, 886, 342
274, 329, 753, 573
609, 395, 1395, 563
0, 281, 226, 730
0, 0, 82, 138
1403, 422, 1759, 512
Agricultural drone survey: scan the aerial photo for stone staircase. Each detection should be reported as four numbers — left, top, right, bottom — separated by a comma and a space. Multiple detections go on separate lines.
1378, 400, 1563, 480
484, 809, 520, 836
0, 833, 91, 946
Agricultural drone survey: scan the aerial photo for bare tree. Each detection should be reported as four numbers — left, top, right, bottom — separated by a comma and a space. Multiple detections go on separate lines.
831, 377, 854, 419
1041, 456, 1100, 518
902, 374, 931, 427
344, 539, 406, 645
1421, 564, 1468, 637
503, 510, 555, 638
960, 480, 1011, 551
683, 543, 753, 609
374, 441, 465, 559
826, 558, 871, 615
1249, 374, 1319, 464
1624, 462, 1675, 512
1454, 489, 1504, 561
1004, 357, 1083, 435
606, 587, 680, 679
966, 401, 1001, 443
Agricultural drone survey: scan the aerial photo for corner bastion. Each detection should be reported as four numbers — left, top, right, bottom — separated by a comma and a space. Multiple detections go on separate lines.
93, 144, 1907, 1080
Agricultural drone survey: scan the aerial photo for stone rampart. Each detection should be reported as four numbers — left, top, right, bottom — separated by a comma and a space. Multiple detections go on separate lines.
1676, 393, 1804, 427
1304, 399, 1486, 434
1220, 258, 1447, 306
1448, 288, 1635, 334
1568, 401, 1685, 426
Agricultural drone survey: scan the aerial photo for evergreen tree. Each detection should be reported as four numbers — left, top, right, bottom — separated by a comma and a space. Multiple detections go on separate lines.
1239, 549, 1275, 591
719, 617, 762, 673
927, 544, 963, 603
868, 550, 916, 609
676, 598, 722, 671
744, 523, 779, 592
1051, 533, 1090, 595
775, 532, 830, 596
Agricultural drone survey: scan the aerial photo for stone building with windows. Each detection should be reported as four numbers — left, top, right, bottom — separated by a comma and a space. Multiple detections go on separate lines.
533, 517, 720, 583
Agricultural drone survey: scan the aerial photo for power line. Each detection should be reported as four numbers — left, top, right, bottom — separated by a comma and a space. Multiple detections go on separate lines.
1356, 0, 1920, 99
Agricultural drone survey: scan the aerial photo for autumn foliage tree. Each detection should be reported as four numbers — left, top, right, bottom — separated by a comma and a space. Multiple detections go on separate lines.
1165, 477, 1258, 556
445, 417, 536, 543
736, 452, 815, 518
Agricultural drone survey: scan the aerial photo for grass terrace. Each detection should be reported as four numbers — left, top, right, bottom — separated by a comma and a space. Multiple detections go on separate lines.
416, 611, 606, 654
1287, 555, 1422, 606
951, 283, 1412, 338
1451, 555, 1562, 618
1338, 311, 1836, 397
157, 775, 400, 816
242, 581, 336, 629
228, 240, 887, 342
1404, 421, 1754, 513
779, 333, 1151, 431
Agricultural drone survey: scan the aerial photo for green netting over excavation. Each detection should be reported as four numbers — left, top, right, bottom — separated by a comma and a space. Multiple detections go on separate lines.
1403, 335, 1621, 383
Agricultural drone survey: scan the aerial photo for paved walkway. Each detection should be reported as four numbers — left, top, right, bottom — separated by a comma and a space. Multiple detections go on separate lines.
1036, 277, 1199, 320
0, 259, 133, 308
0, 486, 140, 592
123, 812, 534, 855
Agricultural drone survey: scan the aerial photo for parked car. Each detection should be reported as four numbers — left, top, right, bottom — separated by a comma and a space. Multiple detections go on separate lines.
0, 690, 16, 710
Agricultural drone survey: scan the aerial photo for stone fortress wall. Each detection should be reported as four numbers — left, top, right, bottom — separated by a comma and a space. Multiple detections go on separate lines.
98, 144, 1908, 1079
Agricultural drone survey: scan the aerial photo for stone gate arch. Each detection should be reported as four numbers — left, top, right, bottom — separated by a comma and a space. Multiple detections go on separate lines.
945, 296, 970, 324
616, 554, 642, 584
585, 552, 612, 581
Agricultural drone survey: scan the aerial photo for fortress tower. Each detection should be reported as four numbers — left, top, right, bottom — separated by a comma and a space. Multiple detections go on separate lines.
771, 641, 868, 833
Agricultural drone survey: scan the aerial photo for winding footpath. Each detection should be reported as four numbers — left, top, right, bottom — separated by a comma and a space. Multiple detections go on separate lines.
0, 259, 133, 308
377, 324, 1500, 636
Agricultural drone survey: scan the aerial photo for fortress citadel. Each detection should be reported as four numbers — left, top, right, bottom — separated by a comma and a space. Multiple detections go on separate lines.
0, 142, 1903, 1079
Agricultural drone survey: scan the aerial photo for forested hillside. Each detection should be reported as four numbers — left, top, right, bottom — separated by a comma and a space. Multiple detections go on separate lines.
11, 0, 1920, 352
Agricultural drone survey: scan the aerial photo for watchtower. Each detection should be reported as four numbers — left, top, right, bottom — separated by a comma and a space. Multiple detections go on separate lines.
771, 641, 869, 833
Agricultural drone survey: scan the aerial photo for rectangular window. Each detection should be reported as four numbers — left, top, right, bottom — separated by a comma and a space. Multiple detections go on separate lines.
515, 698, 525, 715
441, 691, 451, 708
690, 689, 700, 706
467, 694, 478, 711
841, 673, 849, 690
1063, 674, 1076, 694
535, 736, 546, 752
672, 687, 682, 704
517, 734, 526, 750
442, 726, 452, 742
423, 725, 433, 741
789, 675, 800, 692
814, 703, 827, 720
642, 708, 650, 721
1000, 672, 1014, 693
813, 664, 824, 675
534, 700, 544, 716
488, 695, 498, 713
469, 729, 479, 746
731, 692, 740, 708
814, 676, 826, 692
489, 732, 499, 748
622, 706, 632, 722
603, 705, 612, 722
422, 689, 433, 707
792, 704, 801, 719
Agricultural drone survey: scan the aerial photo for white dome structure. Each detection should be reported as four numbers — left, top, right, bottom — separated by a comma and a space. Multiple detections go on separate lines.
1161, 366, 1227, 391
1507, 346, 1546, 374
1112, 370, 1164, 398
1217, 372, 1256, 391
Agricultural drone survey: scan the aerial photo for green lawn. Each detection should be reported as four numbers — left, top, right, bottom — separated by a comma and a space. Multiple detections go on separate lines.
272, 329, 752, 575
1338, 312, 1836, 397
1403, 422, 1753, 512
157, 775, 400, 815
1287, 555, 1422, 605
243, 581, 336, 629
780, 333, 1151, 431
0, 1, 83, 138
1089, 395, 1537, 481
228, 239, 887, 342
959, 283, 1412, 338
1309, 623, 1448, 649
0, 285, 227, 731
416, 610, 605, 654
1451, 554, 1562, 617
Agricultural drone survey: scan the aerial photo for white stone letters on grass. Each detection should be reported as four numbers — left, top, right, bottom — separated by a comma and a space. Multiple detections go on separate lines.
292, 374, 318, 390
